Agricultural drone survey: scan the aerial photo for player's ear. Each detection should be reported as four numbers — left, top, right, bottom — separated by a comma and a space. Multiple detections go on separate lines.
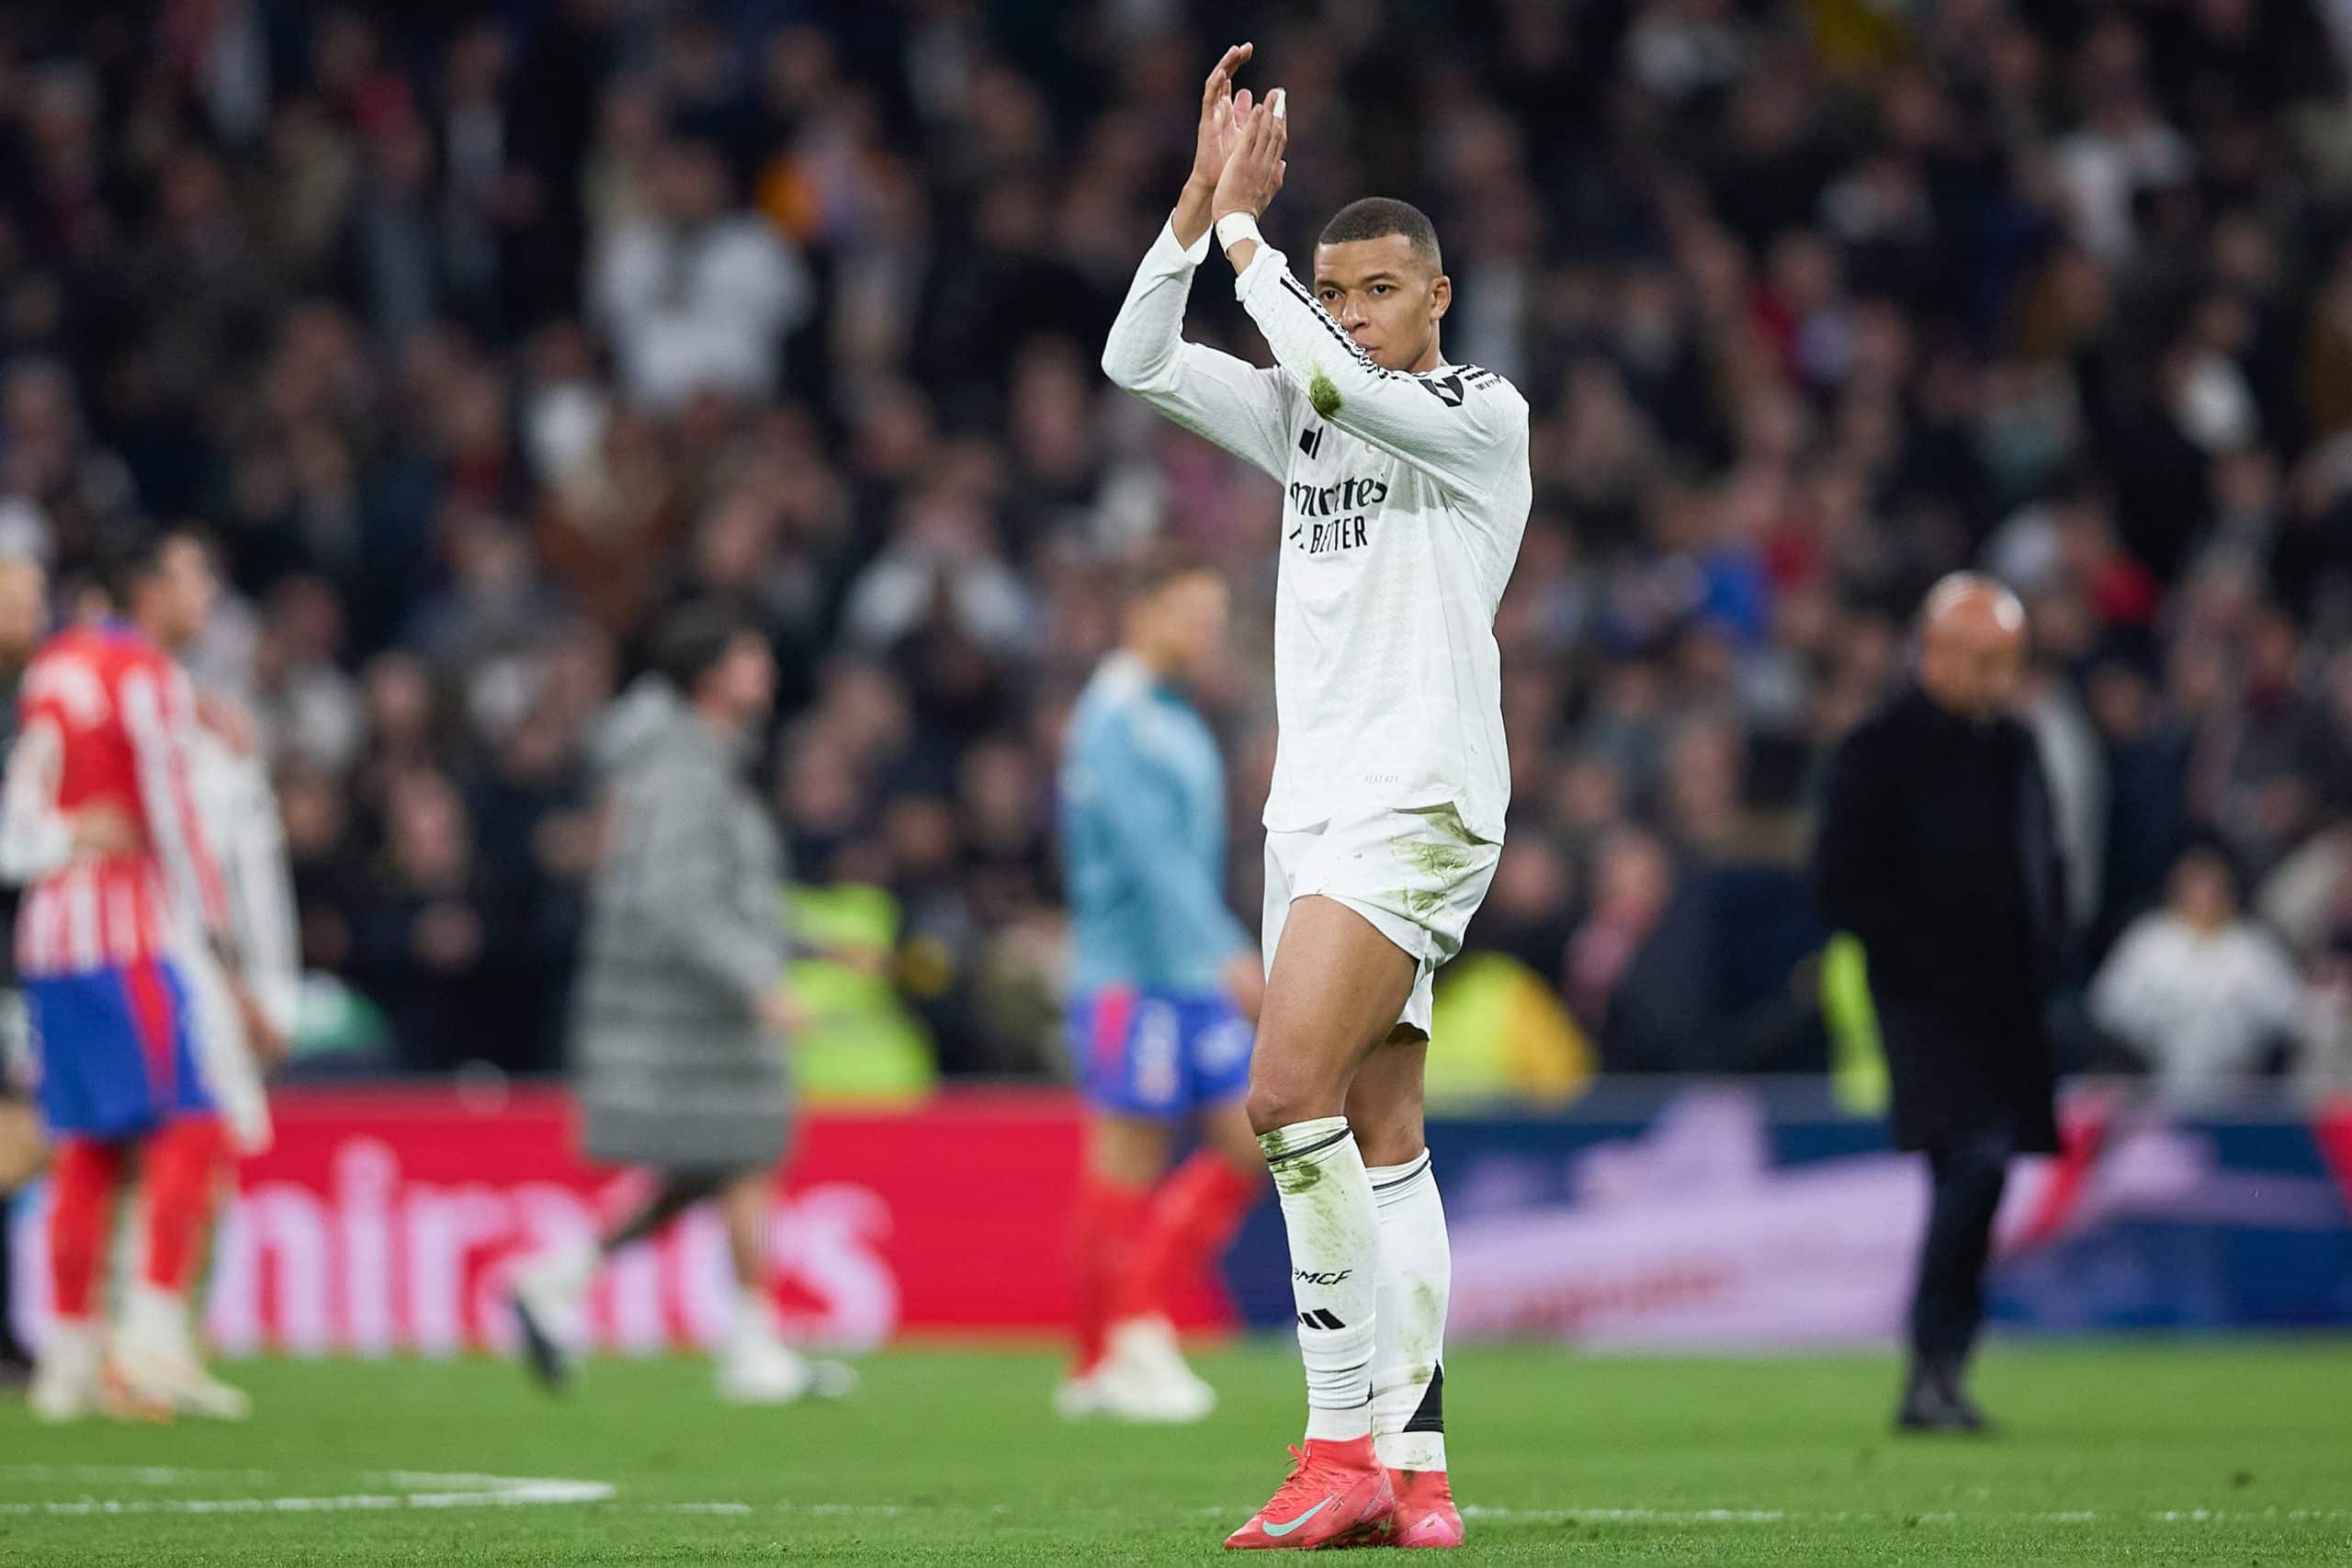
1428, 272, 1452, 323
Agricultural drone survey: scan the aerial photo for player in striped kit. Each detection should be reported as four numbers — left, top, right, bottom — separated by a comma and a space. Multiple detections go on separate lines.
2, 533, 272, 1420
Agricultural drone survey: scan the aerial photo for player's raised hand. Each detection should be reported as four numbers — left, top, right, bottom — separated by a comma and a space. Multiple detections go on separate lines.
1190, 43, 1255, 189
1211, 90, 1288, 224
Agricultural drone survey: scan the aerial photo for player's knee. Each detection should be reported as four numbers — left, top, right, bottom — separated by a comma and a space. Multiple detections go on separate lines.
1244, 1071, 1338, 1138
1243, 1080, 1295, 1138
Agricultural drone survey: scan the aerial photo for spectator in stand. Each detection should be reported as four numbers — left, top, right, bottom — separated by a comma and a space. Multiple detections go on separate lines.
346, 768, 527, 1073
2091, 844, 2303, 1104
1566, 826, 1691, 1072
592, 136, 810, 412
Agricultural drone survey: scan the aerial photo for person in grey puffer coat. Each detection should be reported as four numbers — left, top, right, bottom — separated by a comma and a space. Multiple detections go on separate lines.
573, 648, 796, 1171
509, 603, 848, 1404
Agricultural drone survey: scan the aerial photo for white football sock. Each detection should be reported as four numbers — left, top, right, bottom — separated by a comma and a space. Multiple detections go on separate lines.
120, 1281, 191, 1357
1367, 1152, 1450, 1473
40, 1315, 100, 1365
728, 1285, 784, 1356
1261, 1117, 1379, 1442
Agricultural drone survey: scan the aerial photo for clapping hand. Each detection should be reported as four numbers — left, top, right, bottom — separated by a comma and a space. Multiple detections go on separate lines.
1191, 43, 1256, 190
1211, 90, 1288, 231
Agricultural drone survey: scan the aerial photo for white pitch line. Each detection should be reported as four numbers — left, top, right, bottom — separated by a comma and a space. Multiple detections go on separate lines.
8, 1473, 2344, 1530
0, 1465, 277, 1485
0, 1468, 612, 1517
1464, 1506, 1791, 1524
1438, 1505, 2352, 1527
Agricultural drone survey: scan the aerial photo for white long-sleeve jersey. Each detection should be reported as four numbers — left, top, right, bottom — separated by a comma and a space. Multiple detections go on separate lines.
176, 721, 299, 1154
1102, 221, 1532, 842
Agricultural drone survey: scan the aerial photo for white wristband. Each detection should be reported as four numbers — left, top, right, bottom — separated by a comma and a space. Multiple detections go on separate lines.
1215, 211, 1263, 258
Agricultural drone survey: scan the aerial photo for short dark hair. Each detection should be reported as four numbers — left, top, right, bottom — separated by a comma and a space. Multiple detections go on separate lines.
1318, 197, 1442, 272
100, 525, 209, 609
651, 600, 758, 696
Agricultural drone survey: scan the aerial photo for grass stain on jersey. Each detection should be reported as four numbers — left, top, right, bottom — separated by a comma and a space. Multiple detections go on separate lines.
1308, 370, 1342, 418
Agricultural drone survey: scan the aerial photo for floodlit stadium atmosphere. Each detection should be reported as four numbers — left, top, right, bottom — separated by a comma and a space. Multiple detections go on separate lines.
1, 0, 2350, 1563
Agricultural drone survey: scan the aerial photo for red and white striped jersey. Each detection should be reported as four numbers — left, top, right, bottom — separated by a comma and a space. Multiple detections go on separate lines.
0, 622, 230, 977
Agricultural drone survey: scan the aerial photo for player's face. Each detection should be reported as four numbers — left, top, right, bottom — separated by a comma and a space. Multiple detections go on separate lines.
712, 632, 778, 724
1312, 234, 1452, 374
2170, 854, 2235, 931
1920, 613, 2024, 721
1154, 573, 1229, 682
158, 539, 218, 648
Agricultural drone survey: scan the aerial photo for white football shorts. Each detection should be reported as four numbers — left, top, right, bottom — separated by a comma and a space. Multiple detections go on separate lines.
1261, 802, 1501, 1040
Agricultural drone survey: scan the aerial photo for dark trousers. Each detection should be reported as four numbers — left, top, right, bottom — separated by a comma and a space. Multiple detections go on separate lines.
1908, 1123, 2015, 1366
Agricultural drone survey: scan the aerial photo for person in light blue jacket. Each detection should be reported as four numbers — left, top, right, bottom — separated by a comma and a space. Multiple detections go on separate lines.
1057, 558, 1264, 1424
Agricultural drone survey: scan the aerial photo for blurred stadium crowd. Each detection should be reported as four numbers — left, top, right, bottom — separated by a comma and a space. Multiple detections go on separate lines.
1, 0, 2350, 1101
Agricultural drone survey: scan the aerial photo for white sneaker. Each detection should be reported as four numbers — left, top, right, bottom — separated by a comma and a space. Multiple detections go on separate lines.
108, 1347, 252, 1422
716, 1337, 859, 1405
29, 1320, 103, 1423
1054, 1368, 1113, 1420
718, 1332, 813, 1404
1093, 1316, 1216, 1424
111, 1287, 250, 1421
716, 1292, 856, 1405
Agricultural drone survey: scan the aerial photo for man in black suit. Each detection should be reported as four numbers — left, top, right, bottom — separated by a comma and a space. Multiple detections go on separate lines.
1814, 575, 2067, 1432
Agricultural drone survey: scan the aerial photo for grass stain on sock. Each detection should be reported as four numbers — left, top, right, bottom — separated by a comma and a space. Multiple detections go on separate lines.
1273, 1158, 1325, 1195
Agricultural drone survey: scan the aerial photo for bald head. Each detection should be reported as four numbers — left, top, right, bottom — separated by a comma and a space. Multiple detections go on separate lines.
1917, 573, 2027, 721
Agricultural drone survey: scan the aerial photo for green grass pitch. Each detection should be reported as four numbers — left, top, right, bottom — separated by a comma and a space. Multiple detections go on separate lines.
3, 1339, 2348, 1563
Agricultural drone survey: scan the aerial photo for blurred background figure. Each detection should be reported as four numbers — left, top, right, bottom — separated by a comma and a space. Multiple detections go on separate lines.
593, 136, 810, 412
2091, 844, 2303, 1106
140, 536, 294, 1155
508, 604, 847, 1406
1815, 577, 2066, 1434
5, 535, 262, 1423
1056, 558, 1262, 1425
0, 555, 46, 1387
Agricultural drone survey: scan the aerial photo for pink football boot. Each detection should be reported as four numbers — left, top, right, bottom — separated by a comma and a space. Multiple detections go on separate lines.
1224, 1437, 1396, 1550
1385, 1469, 1464, 1549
